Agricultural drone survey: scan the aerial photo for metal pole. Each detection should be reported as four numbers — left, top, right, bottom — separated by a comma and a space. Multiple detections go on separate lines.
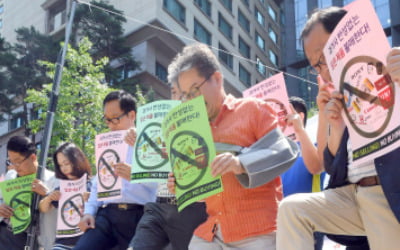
25, 1, 78, 249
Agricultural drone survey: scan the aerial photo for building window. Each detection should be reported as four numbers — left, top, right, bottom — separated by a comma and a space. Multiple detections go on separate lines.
194, 19, 211, 45
0, 5, 3, 14
194, 0, 211, 17
269, 49, 278, 66
218, 13, 232, 40
238, 9, 250, 32
238, 36, 250, 58
268, 5, 277, 22
255, 8, 265, 27
220, 0, 232, 12
242, 0, 249, 7
268, 26, 277, 44
31, 108, 42, 120
156, 62, 168, 83
218, 43, 233, 69
256, 57, 266, 76
48, 2, 67, 33
163, 0, 185, 24
255, 33, 265, 50
10, 113, 25, 130
239, 64, 251, 86
111, 64, 134, 84
0, 19, 2, 29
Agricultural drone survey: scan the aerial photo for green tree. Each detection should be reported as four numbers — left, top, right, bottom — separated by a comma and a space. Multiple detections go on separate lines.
0, 28, 58, 131
73, 0, 140, 92
0, 36, 17, 120
25, 37, 112, 168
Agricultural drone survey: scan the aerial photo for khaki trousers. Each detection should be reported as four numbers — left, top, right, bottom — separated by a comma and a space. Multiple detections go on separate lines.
190, 225, 276, 250
277, 184, 400, 250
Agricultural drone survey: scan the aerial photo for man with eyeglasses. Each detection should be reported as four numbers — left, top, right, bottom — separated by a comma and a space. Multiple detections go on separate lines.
0, 135, 58, 249
74, 90, 158, 250
277, 7, 400, 250
127, 82, 208, 250
166, 43, 298, 249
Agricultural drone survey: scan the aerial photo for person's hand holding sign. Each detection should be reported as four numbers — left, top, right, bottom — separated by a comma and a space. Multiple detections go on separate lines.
113, 162, 132, 181
167, 172, 176, 195
325, 91, 346, 156
32, 179, 49, 196
47, 190, 61, 201
387, 47, 400, 86
286, 104, 304, 134
210, 153, 244, 177
124, 127, 137, 147
0, 204, 13, 218
79, 214, 95, 232
316, 75, 334, 112
324, 92, 345, 127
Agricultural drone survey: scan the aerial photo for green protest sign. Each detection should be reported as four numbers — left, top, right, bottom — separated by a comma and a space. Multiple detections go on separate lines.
162, 96, 223, 211
132, 100, 180, 183
0, 173, 35, 234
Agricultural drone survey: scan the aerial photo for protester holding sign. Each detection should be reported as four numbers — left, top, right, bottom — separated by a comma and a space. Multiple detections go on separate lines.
39, 142, 91, 250
74, 90, 157, 250
128, 83, 208, 250
0, 135, 58, 249
167, 43, 298, 249
282, 97, 326, 250
277, 3, 400, 250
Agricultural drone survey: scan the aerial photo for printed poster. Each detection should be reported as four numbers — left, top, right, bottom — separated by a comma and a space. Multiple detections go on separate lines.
95, 130, 131, 200
323, 0, 400, 167
56, 174, 87, 238
131, 100, 181, 183
162, 96, 223, 211
0, 173, 35, 234
243, 72, 296, 140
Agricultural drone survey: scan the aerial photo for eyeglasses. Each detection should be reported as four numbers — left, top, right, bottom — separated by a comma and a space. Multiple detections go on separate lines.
103, 112, 128, 125
179, 73, 214, 102
309, 54, 327, 75
6, 155, 30, 167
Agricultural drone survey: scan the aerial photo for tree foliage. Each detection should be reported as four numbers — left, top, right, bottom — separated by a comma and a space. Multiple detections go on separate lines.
0, 29, 58, 124
0, 36, 17, 118
0, 1, 145, 135
73, 0, 140, 91
25, 38, 112, 167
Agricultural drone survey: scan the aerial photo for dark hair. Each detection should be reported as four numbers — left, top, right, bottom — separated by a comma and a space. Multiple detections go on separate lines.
289, 96, 308, 127
7, 135, 37, 157
168, 43, 220, 82
301, 7, 347, 41
53, 142, 91, 180
103, 90, 137, 113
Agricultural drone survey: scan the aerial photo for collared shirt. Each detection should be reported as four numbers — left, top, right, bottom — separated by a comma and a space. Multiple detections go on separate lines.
346, 138, 377, 183
157, 182, 175, 198
194, 94, 282, 243
0, 170, 18, 223
84, 178, 158, 216
0, 168, 59, 250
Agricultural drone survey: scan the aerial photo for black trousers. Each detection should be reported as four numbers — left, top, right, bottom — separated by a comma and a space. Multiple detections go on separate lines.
73, 205, 144, 250
0, 222, 27, 250
130, 202, 207, 250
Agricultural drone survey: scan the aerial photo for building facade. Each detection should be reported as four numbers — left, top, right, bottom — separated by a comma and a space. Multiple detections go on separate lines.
282, 0, 400, 108
0, 0, 282, 173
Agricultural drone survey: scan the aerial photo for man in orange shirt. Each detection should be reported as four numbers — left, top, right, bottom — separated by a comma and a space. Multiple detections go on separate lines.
167, 43, 298, 249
